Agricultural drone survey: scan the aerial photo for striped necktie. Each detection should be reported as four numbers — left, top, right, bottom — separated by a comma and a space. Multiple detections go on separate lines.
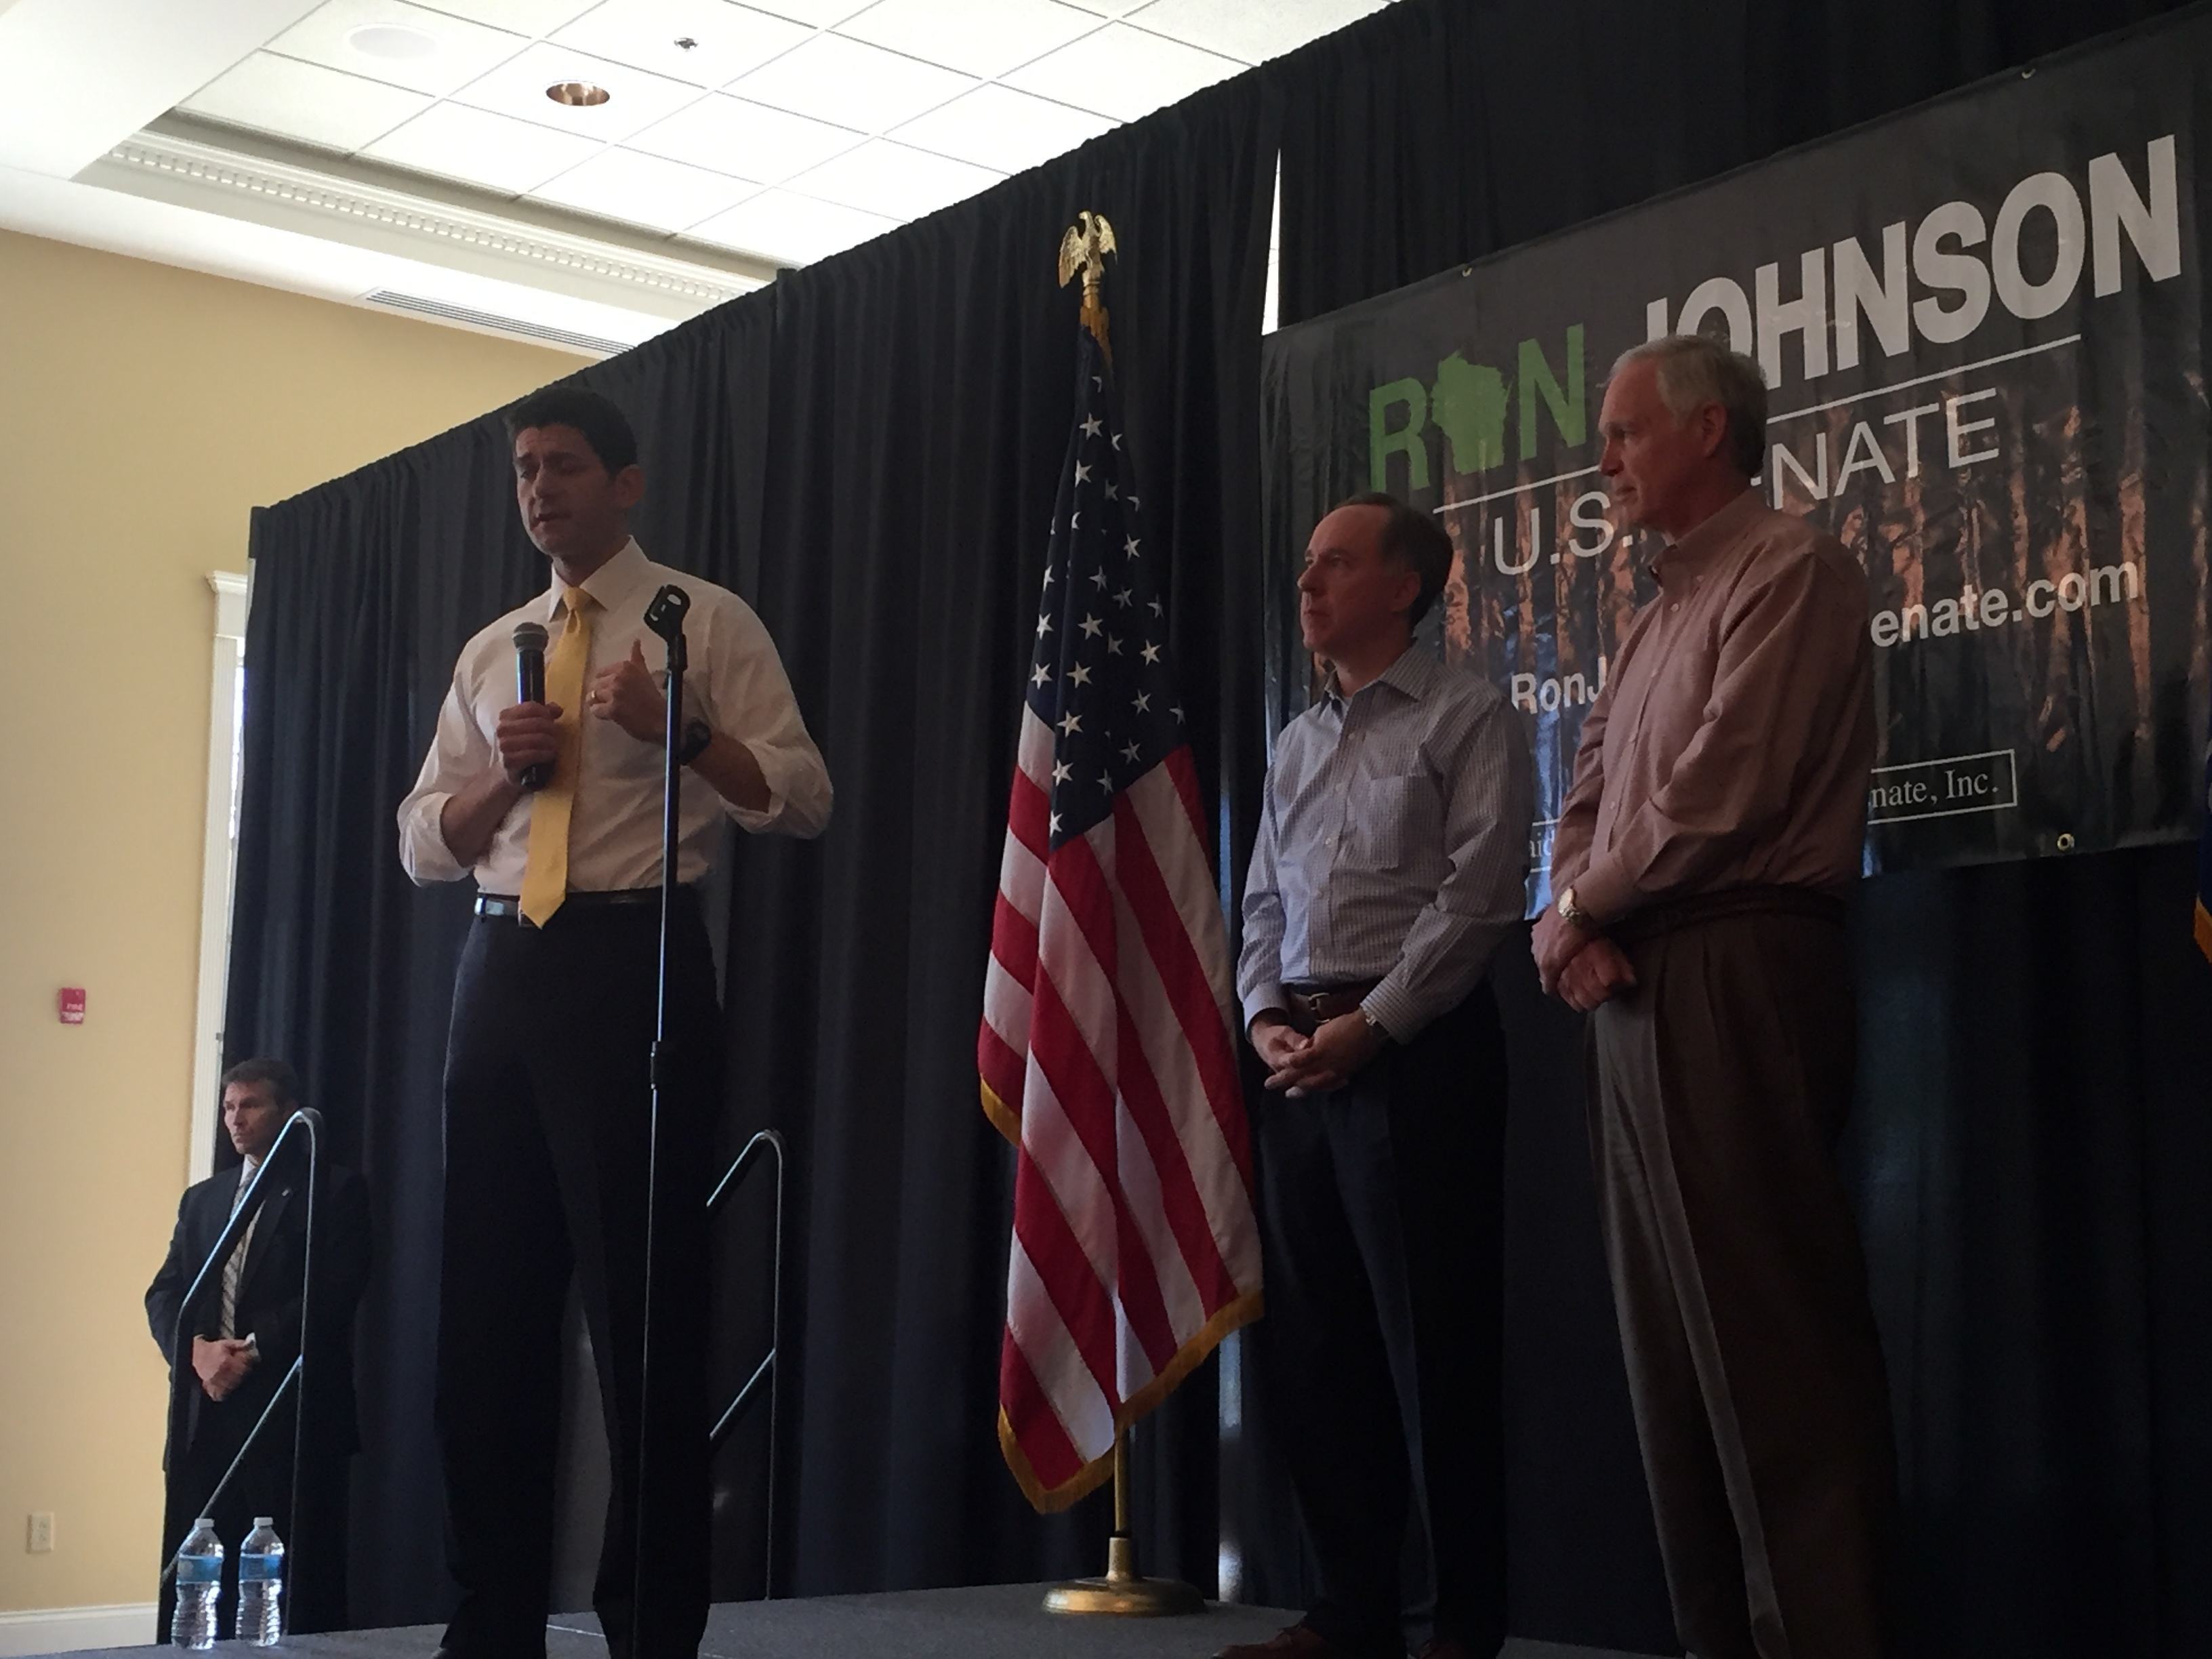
218, 1160, 260, 1340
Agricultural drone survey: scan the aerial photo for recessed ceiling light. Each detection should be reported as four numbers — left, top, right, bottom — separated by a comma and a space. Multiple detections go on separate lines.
346, 23, 437, 62
547, 81, 612, 107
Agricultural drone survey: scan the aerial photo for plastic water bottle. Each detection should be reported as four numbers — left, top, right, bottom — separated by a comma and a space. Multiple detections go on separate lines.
238, 1517, 285, 1646
170, 1518, 222, 1650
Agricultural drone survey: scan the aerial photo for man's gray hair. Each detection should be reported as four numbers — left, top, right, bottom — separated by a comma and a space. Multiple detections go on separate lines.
1612, 334, 1768, 478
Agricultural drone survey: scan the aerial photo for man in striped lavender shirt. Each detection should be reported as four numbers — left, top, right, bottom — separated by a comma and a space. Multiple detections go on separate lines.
1225, 495, 1532, 1659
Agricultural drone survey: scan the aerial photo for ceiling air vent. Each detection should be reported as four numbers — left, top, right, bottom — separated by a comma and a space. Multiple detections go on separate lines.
363, 290, 632, 359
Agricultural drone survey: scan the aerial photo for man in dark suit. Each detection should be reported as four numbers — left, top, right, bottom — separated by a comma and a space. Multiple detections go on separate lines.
146, 1058, 371, 1637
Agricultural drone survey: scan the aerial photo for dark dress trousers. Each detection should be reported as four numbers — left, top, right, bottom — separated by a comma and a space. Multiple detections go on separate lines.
436, 893, 719, 1659
146, 1153, 372, 1637
1251, 990, 1509, 1659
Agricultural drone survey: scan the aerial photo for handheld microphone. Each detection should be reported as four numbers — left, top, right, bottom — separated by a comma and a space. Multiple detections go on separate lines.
512, 621, 551, 791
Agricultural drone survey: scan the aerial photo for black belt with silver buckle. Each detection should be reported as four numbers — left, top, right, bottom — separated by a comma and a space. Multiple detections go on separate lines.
473, 890, 665, 922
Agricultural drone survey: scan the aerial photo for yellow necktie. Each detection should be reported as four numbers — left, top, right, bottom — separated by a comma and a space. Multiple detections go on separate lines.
519, 588, 594, 927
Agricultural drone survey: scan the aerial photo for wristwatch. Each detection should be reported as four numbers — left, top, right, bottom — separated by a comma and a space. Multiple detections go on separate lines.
1557, 884, 1597, 930
676, 717, 714, 766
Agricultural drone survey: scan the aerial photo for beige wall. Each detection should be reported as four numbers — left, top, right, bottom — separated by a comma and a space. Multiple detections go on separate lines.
0, 229, 584, 1614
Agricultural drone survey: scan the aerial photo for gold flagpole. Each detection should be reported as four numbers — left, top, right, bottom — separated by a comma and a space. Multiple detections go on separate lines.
1042, 1428, 1204, 1616
1038, 211, 1203, 1620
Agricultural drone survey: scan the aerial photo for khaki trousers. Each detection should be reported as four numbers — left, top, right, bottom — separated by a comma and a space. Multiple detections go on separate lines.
1589, 888, 1896, 1659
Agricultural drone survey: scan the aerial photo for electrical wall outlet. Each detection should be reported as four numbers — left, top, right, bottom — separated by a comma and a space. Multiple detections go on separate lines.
26, 1513, 54, 1553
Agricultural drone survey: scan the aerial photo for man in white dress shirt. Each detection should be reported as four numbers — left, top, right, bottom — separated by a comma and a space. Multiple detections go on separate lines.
397, 386, 831, 1659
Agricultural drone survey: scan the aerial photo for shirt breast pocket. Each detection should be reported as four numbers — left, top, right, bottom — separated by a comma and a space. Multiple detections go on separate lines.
1349, 772, 1437, 872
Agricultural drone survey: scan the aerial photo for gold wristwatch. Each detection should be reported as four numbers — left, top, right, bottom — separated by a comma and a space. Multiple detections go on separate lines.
1557, 884, 1596, 930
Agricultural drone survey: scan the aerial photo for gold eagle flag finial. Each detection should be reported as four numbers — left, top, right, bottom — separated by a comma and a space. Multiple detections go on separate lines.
1057, 211, 1118, 363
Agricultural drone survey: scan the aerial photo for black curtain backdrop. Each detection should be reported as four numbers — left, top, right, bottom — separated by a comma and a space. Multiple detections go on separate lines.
226, 74, 1277, 1629
1267, 3, 2212, 1656
715, 79, 1277, 1598
224, 3, 2212, 1654
1271, 0, 2203, 336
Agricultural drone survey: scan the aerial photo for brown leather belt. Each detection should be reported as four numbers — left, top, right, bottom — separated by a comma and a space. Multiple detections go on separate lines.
1281, 980, 1380, 1034
1611, 884, 1846, 946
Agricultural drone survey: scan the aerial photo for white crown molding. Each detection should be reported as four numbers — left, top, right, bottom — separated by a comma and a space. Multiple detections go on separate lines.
81, 125, 766, 323
98, 130, 750, 304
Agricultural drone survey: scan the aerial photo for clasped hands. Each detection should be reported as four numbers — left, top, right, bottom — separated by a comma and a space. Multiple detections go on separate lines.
191, 1335, 258, 1402
1250, 1010, 1387, 1097
1531, 903, 1638, 1013
495, 640, 665, 784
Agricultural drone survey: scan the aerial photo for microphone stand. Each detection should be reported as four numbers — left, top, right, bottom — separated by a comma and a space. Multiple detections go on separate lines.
636, 581, 691, 1652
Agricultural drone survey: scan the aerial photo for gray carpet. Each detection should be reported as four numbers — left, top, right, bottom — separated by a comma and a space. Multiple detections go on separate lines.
49, 1584, 1660, 1659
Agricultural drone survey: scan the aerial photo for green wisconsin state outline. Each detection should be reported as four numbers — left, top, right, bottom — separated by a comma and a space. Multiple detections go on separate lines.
1430, 352, 1511, 474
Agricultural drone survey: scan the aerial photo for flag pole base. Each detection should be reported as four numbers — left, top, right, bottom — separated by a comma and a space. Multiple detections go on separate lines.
1043, 1534, 1206, 1617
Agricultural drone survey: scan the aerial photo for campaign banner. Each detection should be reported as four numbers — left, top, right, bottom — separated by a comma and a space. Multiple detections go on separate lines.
1260, 11, 2212, 893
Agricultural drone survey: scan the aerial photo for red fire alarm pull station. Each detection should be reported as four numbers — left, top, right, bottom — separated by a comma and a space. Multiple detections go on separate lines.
58, 987, 86, 1025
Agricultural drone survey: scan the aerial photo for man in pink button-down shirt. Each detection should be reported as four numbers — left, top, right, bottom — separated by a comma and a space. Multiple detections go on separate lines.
1535, 335, 1896, 1659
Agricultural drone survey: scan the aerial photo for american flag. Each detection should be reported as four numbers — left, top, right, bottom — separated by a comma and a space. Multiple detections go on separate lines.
979, 325, 1261, 1512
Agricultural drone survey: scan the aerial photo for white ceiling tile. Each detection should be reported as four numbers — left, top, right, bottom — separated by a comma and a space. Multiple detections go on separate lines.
266, 0, 529, 98
892, 83, 1113, 174
406, 0, 598, 29
630, 94, 861, 184
727, 33, 976, 130
1126, 0, 1391, 63
786, 138, 998, 219
554, 0, 813, 88
687, 188, 896, 264
451, 40, 705, 142
1055, 0, 1150, 14
734, 0, 872, 24
182, 52, 432, 153
363, 100, 602, 192
836, 0, 1101, 80
530, 144, 762, 229
1002, 21, 1240, 120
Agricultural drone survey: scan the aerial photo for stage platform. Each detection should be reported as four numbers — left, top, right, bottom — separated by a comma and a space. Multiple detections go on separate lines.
49, 1584, 1657, 1659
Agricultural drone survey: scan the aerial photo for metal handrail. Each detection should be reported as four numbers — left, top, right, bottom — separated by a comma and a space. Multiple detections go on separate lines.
706, 1128, 787, 1599
160, 1107, 323, 1618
